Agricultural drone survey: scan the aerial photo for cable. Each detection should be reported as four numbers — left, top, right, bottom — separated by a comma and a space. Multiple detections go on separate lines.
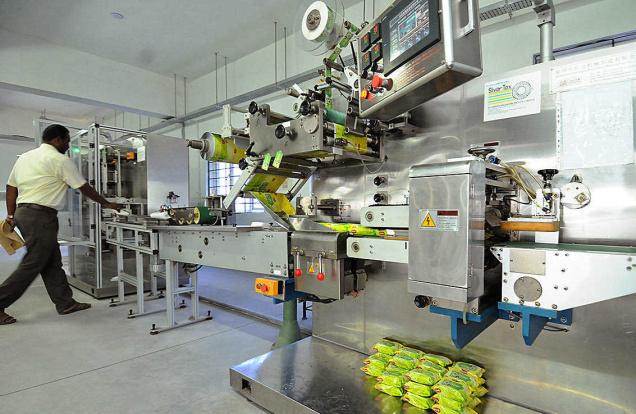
305, 294, 336, 304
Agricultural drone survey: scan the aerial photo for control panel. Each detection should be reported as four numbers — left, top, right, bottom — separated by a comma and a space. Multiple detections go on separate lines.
255, 277, 282, 297
357, 0, 482, 120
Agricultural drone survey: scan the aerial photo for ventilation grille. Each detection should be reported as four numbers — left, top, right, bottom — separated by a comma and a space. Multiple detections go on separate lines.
479, 0, 534, 21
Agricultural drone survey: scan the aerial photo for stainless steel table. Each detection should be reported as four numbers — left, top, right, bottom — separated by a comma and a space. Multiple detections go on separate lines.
230, 336, 541, 414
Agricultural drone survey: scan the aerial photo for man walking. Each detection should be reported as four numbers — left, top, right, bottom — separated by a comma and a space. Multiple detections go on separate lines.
1, 124, 120, 325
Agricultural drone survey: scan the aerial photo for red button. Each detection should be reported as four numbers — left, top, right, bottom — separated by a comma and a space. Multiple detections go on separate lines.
294, 268, 302, 278
261, 285, 269, 293
371, 75, 393, 91
317, 272, 325, 281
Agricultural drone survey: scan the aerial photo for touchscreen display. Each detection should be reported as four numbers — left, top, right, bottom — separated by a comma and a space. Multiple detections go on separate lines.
388, 0, 431, 63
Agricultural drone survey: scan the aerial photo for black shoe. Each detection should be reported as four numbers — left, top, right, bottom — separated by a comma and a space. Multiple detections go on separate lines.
0, 310, 17, 325
59, 302, 92, 315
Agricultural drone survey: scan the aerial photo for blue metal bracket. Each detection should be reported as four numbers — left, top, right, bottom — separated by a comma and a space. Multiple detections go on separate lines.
429, 305, 500, 349
273, 279, 307, 304
498, 302, 573, 346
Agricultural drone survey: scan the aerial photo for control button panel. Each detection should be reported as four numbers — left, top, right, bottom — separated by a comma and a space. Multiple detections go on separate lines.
255, 278, 281, 296
361, 51, 372, 71
370, 22, 381, 43
371, 43, 382, 63
360, 32, 371, 52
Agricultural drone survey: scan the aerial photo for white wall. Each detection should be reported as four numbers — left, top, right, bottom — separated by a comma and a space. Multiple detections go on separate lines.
0, 28, 177, 118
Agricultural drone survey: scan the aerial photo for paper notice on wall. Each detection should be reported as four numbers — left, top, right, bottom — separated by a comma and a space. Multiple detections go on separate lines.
557, 81, 634, 170
550, 51, 636, 94
137, 145, 146, 162
484, 72, 542, 122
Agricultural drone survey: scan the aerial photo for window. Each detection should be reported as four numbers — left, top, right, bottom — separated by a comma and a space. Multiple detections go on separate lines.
208, 161, 263, 213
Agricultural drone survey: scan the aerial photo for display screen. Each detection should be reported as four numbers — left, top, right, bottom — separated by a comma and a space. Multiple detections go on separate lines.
388, 0, 431, 62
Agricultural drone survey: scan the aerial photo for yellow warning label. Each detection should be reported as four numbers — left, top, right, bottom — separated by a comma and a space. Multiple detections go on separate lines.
308, 264, 315, 273
421, 212, 436, 228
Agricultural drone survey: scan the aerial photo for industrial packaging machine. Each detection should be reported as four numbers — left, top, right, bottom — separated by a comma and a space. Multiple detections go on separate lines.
96, 0, 636, 412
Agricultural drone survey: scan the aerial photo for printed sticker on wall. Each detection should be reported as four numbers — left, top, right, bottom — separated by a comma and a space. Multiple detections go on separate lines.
419, 209, 459, 232
484, 71, 542, 122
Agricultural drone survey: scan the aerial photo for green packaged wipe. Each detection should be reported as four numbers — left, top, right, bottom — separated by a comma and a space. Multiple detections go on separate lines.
444, 370, 480, 390
432, 393, 467, 412
385, 363, 409, 375
398, 347, 425, 359
374, 382, 404, 397
431, 405, 478, 414
403, 381, 434, 397
424, 354, 453, 367
432, 379, 471, 403
373, 340, 403, 356
473, 385, 489, 398
364, 356, 389, 371
468, 397, 482, 408
402, 392, 434, 410
418, 359, 448, 376
377, 372, 406, 387
390, 354, 418, 370
452, 362, 485, 377
405, 368, 442, 386
361, 364, 384, 377
366, 352, 392, 365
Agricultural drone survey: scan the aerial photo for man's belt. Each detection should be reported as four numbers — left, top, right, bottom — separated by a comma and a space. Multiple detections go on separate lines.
17, 203, 58, 214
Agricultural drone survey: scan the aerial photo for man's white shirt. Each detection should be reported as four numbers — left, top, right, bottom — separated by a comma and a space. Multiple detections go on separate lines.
7, 144, 86, 210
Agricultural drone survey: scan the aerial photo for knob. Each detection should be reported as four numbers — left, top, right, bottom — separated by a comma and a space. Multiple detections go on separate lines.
414, 295, 430, 309
538, 169, 559, 182
317, 272, 326, 281
238, 158, 248, 170
261, 285, 269, 293
294, 268, 302, 278
275, 125, 294, 139
299, 100, 312, 116
373, 176, 386, 186
248, 101, 259, 114
371, 75, 393, 91
373, 193, 386, 203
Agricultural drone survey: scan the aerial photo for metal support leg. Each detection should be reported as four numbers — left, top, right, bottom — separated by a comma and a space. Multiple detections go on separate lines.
165, 259, 176, 328
191, 270, 199, 320
150, 261, 212, 335
272, 299, 302, 349
135, 250, 145, 315
110, 242, 125, 308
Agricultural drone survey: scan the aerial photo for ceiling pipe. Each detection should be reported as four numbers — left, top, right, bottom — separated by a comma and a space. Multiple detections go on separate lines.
533, 0, 556, 62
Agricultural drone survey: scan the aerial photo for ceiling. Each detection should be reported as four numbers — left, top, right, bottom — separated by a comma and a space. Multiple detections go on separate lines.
0, 0, 359, 79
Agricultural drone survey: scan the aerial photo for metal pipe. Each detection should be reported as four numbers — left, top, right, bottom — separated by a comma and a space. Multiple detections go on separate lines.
215, 52, 219, 103
173, 73, 177, 117
274, 21, 278, 85
540, 22, 555, 62
224, 56, 228, 100
284, 26, 288, 79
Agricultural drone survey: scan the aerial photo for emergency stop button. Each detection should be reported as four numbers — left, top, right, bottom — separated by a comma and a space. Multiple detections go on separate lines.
254, 278, 280, 296
372, 75, 393, 91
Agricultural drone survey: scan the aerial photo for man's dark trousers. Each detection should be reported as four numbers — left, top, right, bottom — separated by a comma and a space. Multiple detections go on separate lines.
0, 206, 74, 313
